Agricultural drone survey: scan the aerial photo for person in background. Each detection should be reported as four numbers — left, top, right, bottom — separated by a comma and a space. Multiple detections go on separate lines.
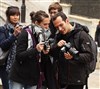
30, 11, 36, 24
48, 2, 63, 38
0, 6, 22, 89
25, 11, 36, 33
95, 20, 100, 47
50, 12, 92, 89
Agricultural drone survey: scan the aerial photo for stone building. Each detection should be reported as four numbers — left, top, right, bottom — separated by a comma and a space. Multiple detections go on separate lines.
60, 0, 100, 19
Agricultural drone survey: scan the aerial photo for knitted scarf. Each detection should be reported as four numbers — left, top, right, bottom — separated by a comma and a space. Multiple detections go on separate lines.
5, 23, 18, 73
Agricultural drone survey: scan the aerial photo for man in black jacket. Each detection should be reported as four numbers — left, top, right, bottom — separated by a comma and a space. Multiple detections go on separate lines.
50, 12, 92, 89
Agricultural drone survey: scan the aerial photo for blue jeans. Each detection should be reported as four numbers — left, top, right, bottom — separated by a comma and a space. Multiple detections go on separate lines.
0, 65, 9, 89
9, 80, 37, 89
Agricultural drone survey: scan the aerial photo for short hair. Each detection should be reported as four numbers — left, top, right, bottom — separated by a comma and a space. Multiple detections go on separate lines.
52, 12, 67, 22
30, 11, 36, 23
6, 6, 20, 21
34, 10, 49, 23
48, 2, 63, 13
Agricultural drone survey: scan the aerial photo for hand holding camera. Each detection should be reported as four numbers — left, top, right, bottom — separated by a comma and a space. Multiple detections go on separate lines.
13, 25, 22, 36
60, 42, 79, 59
36, 42, 44, 52
36, 42, 50, 54
64, 52, 73, 60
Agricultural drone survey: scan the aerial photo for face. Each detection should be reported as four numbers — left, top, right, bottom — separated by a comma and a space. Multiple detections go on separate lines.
9, 14, 20, 24
49, 9, 58, 17
53, 16, 70, 34
38, 17, 50, 30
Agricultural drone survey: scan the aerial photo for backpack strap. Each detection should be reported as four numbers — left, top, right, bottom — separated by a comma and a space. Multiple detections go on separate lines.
26, 28, 36, 48
70, 30, 82, 51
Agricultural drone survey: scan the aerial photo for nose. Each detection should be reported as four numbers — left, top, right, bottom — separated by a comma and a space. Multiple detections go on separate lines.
50, 13, 55, 17
45, 25, 49, 29
13, 16, 18, 20
58, 26, 62, 31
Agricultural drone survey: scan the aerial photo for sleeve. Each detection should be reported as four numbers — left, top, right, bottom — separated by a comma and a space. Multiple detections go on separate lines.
77, 31, 93, 63
0, 27, 16, 51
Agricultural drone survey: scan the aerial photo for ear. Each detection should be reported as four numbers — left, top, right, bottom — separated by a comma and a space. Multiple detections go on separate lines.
65, 19, 69, 23
35, 21, 39, 25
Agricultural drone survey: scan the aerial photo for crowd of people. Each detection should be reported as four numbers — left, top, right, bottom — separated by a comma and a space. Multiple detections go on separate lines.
0, 2, 99, 89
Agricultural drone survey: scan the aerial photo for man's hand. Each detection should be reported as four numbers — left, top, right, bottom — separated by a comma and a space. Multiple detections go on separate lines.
57, 40, 66, 47
64, 52, 73, 60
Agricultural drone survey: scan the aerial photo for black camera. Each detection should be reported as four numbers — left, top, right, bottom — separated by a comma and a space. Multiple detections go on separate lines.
34, 26, 54, 50
43, 41, 50, 50
43, 38, 54, 50
61, 42, 79, 58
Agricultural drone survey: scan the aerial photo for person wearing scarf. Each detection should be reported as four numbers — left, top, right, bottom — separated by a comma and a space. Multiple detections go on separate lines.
0, 6, 22, 89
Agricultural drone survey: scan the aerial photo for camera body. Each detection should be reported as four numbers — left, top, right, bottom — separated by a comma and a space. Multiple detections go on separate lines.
43, 41, 50, 50
43, 38, 54, 50
61, 42, 79, 57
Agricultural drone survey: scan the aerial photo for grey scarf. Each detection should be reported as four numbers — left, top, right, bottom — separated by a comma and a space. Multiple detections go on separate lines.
5, 23, 18, 73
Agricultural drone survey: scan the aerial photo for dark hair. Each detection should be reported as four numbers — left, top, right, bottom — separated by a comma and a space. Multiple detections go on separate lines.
6, 6, 20, 21
34, 10, 49, 23
30, 11, 36, 23
48, 2, 63, 13
52, 12, 67, 22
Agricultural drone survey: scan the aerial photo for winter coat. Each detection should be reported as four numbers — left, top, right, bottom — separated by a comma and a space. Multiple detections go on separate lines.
41, 51, 58, 89
50, 23, 92, 87
0, 24, 17, 65
9, 27, 40, 86
34, 25, 58, 89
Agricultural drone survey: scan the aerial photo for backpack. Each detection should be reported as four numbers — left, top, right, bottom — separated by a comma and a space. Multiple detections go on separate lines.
72, 23, 97, 75
81, 25, 97, 75
73, 24, 97, 89
0, 48, 9, 65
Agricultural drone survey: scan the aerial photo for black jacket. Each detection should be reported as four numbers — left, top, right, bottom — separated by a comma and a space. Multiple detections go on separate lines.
50, 23, 92, 86
9, 28, 40, 86
49, 19, 57, 38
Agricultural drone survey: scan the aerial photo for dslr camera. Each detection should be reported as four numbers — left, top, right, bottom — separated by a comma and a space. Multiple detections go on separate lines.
43, 38, 54, 50
61, 42, 79, 58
